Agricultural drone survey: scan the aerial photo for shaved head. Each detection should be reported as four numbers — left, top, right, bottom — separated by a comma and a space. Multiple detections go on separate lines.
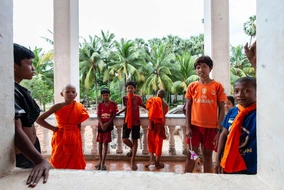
157, 89, 166, 98
62, 84, 76, 92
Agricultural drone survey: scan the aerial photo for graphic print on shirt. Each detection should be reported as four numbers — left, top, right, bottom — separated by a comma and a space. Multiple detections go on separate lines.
194, 87, 215, 104
228, 123, 250, 152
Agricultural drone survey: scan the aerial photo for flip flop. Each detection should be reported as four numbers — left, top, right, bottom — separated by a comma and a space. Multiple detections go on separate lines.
101, 165, 107, 171
126, 151, 132, 158
145, 161, 155, 168
95, 163, 101, 170
155, 163, 165, 169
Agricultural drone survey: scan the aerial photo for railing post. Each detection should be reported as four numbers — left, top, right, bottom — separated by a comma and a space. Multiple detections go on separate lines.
40, 126, 50, 154
91, 125, 98, 154
180, 125, 188, 155
141, 125, 149, 154
81, 124, 86, 153
168, 125, 176, 155
116, 125, 123, 154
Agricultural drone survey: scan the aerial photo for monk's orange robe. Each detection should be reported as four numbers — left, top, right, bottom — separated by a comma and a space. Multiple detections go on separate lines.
146, 97, 168, 156
50, 101, 89, 169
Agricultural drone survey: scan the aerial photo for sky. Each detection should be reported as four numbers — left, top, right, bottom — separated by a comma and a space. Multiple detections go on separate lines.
13, 0, 256, 52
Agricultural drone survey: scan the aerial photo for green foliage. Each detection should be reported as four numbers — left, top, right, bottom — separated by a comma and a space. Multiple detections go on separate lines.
40, 30, 207, 102
229, 45, 256, 94
171, 51, 199, 94
243, 15, 256, 46
21, 75, 53, 111
141, 43, 175, 94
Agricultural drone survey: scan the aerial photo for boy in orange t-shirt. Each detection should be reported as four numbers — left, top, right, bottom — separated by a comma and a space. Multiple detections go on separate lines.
184, 56, 227, 173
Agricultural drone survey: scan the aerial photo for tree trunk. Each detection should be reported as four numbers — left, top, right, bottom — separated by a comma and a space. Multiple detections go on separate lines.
94, 81, 98, 111
122, 75, 126, 108
85, 89, 90, 107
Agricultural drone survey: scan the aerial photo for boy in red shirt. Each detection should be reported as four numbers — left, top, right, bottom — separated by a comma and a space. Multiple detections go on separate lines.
117, 81, 145, 170
95, 88, 118, 170
184, 56, 227, 173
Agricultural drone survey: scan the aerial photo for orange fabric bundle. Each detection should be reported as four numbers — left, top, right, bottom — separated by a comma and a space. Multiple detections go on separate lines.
125, 93, 134, 129
221, 103, 256, 173
51, 101, 89, 169
146, 97, 165, 124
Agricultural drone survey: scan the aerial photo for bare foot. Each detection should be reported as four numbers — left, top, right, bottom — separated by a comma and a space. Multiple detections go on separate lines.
131, 161, 138, 171
155, 162, 165, 169
145, 161, 155, 168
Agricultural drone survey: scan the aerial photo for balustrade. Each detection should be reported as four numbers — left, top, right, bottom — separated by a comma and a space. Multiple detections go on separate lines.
39, 114, 187, 159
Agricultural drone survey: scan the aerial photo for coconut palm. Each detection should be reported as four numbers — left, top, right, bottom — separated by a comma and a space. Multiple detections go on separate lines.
79, 35, 104, 108
230, 45, 255, 93
172, 52, 199, 103
98, 30, 116, 88
107, 39, 146, 98
32, 46, 54, 89
141, 43, 175, 95
243, 15, 256, 46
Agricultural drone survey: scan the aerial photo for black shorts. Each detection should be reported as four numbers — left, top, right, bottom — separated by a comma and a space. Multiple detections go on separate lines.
16, 137, 41, 168
122, 124, 140, 139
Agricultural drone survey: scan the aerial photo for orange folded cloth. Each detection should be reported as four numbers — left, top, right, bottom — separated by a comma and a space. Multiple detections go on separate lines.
221, 103, 256, 173
146, 97, 165, 124
125, 93, 134, 129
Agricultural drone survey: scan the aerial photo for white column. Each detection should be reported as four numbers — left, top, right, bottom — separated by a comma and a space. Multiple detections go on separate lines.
0, 0, 14, 175
257, 0, 284, 188
204, 0, 230, 94
53, 0, 79, 103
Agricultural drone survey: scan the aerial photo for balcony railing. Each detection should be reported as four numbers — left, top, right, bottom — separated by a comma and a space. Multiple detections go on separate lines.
37, 114, 187, 159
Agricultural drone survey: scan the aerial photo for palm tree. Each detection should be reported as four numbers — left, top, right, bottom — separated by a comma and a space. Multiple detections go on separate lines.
98, 30, 116, 88
32, 46, 54, 89
79, 35, 104, 108
107, 39, 146, 98
172, 52, 199, 103
141, 43, 175, 95
243, 15, 256, 46
230, 45, 255, 93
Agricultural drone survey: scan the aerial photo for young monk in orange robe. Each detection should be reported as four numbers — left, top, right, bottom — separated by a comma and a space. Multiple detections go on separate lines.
37, 84, 89, 169
145, 89, 168, 169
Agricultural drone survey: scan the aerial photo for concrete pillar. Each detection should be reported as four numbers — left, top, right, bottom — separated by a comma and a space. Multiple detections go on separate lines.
204, 0, 230, 94
53, 0, 79, 103
257, 0, 284, 188
0, 0, 15, 175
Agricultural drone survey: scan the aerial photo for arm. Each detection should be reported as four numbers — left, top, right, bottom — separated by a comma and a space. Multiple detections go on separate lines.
36, 104, 61, 132
15, 119, 53, 187
214, 101, 225, 148
116, 107, 126, 115
244, 41, 256, 71
102, 114, 116, 130
214, 128, 228, 174
185, 98, 192, 138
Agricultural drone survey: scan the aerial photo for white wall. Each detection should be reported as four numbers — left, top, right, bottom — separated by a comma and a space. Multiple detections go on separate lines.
0, 0, 15, 175
257, 0, 284, 187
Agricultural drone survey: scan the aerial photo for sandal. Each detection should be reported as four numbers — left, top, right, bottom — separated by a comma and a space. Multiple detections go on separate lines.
101, 165, 107, 170
126, 151, 132, 158
155, 162, 165, 169
95, 163, 101, 170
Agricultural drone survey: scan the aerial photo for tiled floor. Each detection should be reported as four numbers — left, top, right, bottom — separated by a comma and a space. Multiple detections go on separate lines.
85, 160, 203, 174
